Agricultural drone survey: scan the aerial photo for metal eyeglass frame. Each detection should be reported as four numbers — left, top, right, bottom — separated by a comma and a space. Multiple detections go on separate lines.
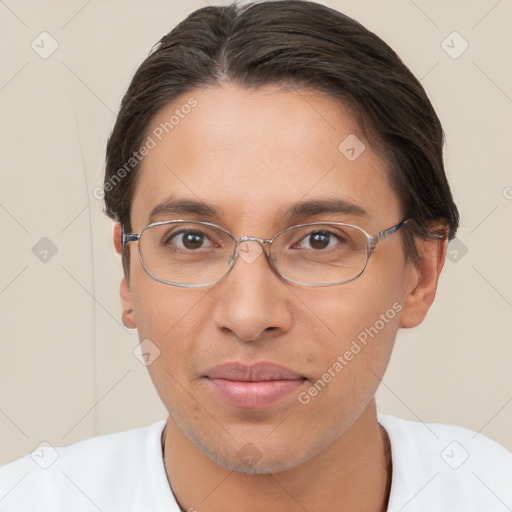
122, 218, 410, 288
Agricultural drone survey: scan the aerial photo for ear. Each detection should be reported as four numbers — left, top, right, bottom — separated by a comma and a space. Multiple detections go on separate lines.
399, 235, 448, 328
113, 222, 123, 256
120, 277, 136, 329
113, 223, 136, 329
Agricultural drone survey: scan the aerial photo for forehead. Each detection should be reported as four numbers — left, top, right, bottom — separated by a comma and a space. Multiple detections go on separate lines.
130, 84, 400, 232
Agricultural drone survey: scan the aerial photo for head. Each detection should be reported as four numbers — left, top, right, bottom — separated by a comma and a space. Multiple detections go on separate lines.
103, 0, 458, 473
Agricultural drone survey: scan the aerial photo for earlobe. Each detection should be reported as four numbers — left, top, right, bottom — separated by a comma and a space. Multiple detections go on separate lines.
120, 277, 136, 329
399, 236, 447, 328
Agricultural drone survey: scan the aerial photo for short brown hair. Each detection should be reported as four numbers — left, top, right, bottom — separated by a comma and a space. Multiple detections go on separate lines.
103, 0, 459, 276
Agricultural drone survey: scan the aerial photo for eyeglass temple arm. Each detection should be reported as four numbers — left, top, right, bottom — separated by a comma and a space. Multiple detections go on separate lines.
121, 226, 139, 251
369, 218, 411, 253
379, 218, 410, 239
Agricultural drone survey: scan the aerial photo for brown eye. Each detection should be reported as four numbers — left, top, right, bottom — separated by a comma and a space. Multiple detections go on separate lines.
299, 231, 341, 250
308, 232, 331, 249
181, 232, 205, 249
166, 230, 210, 250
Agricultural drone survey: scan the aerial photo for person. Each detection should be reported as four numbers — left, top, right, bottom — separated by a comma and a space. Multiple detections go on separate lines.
1, 1, 510, 510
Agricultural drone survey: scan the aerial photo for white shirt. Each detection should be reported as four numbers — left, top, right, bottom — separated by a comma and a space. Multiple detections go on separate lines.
1, 414, 511, 511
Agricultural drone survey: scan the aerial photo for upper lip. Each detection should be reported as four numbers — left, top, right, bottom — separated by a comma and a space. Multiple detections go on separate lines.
205, 362, 304, 382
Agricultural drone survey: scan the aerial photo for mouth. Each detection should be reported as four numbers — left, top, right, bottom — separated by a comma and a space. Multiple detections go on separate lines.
203, 362, 307, 409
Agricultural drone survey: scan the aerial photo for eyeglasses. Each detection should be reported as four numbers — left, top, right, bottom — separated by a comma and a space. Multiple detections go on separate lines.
122, 219, 410, 288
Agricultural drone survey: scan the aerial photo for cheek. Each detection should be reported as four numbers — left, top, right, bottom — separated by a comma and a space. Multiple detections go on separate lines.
131, 257, 197, 333
301, 267, 403, 349
129, 275, 212, 419
294, 300, 401, 437
129, 267, 208, 373
295, 258, 406, 392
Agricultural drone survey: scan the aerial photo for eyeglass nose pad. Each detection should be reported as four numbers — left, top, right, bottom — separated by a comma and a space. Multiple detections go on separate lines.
236, 240, 264, 264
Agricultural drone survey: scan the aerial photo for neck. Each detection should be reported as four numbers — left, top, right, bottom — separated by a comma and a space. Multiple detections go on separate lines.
162, 400, 391, 512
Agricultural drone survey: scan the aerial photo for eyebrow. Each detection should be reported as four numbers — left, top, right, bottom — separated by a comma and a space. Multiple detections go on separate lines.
147, 196, 367, 225
148, 196, 222, 224
281, 197, 368, 223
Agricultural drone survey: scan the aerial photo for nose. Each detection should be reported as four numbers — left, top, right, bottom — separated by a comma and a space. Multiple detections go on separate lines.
212, 240, 293, 342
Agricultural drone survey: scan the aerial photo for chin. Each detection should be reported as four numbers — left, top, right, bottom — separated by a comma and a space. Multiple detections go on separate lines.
208, 447, 309, 475
190, 430, 327, 475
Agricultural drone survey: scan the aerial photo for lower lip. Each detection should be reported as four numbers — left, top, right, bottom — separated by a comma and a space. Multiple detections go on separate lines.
206, 378, 305, 409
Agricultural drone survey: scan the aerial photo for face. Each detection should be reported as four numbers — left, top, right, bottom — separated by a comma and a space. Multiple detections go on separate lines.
119, 84, 421, 473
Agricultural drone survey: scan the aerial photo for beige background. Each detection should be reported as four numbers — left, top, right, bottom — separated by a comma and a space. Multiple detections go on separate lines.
0, 0, 511, 466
